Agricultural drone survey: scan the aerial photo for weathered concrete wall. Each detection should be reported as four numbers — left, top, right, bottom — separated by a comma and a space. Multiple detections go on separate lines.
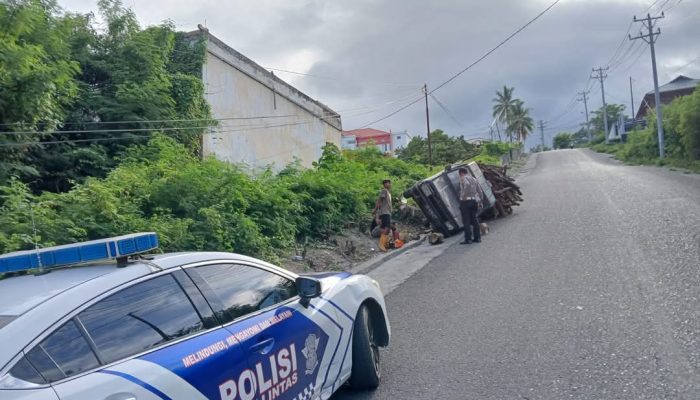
200, 33, 342, 171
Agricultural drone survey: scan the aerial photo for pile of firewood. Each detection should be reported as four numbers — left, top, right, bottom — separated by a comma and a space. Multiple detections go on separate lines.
478, 163, 523, 218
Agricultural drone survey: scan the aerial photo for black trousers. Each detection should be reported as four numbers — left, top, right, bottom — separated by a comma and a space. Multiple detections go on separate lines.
460, 200, 480, 241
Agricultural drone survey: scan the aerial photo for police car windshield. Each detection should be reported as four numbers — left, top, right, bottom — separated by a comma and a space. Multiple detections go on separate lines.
0, 316, 17, 330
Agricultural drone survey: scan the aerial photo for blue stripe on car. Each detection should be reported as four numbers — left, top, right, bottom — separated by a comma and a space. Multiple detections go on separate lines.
320, 296, 355, 322
100, 369, 172, 400
320, 296, 356, 391
309, 302, 345, 393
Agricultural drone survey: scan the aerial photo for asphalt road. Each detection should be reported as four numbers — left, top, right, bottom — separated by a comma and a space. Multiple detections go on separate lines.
334, 149, 700, 399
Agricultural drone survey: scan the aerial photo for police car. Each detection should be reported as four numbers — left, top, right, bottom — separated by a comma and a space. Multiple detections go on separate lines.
0, 233, 390, 400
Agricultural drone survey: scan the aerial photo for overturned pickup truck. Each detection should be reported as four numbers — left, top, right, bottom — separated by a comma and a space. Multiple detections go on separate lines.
403, 162, 496, 237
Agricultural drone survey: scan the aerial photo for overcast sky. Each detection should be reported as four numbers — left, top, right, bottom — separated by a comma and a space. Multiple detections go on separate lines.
59, 0, 700, 148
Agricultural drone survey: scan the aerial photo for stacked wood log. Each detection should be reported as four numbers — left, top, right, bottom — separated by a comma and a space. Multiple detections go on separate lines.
477, 163, 523, 218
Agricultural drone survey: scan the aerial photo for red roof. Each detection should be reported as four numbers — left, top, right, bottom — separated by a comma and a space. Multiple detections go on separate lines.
342, 128, 391, 139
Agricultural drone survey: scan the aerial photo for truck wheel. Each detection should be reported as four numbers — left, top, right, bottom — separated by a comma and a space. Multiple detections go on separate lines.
350, 305, 381, 390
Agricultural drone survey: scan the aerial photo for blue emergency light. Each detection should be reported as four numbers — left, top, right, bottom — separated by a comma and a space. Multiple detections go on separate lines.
0, 232, 159, 274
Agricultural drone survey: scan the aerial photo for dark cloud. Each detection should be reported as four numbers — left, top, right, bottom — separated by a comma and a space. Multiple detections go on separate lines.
60, 0, 700, 147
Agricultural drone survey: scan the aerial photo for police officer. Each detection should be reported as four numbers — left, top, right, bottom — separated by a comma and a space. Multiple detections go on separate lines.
458, 168, 484, 244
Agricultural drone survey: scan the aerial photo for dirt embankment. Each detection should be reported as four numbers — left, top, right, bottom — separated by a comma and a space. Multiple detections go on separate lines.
281, 213, 427, 273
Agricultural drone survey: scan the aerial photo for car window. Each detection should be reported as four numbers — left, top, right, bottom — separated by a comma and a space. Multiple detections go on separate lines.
188, 264, 297, 323
25, 320, 100, 383
9, 355, 47, 385
78, 274, 204, 364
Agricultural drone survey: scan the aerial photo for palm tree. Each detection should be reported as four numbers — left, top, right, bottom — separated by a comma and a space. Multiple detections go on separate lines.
492, 86, 518, 142
507, 100, 534, 142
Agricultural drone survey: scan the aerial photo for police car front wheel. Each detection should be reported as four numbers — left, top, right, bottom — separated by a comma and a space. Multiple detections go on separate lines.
349, 304, 381, 390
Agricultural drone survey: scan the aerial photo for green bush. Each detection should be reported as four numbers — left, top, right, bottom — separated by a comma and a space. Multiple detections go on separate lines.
0, 137, 432, 262
590, 88, 700, 169
618, 129, 657, 161
483, 141, 511, 156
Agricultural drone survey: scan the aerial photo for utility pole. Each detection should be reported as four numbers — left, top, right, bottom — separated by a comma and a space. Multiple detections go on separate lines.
630, 13, 665, 158
577, 90, 591, 142
591, 67, 610, 143
423, 84, 433, 165
629, 77, 635, 120
538, 120, 546, 150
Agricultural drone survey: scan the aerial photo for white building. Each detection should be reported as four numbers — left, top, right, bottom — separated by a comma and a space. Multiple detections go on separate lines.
391, 130, 411, 151
187, 28, 342, 170
341, 134, 357, 150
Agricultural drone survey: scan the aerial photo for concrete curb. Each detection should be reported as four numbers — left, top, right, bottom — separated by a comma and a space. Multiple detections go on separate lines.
350, 235, 428, 275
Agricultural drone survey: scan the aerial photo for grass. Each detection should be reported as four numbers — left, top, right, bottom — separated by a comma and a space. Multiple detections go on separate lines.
590, 143, 700, 174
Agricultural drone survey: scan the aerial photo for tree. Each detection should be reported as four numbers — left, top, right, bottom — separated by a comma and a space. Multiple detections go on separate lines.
492, 86, 518, 142
590, 104, 626, 135
553, 133, 574, 149
0, 0, 213, 192
506, 100, 534, 142
0, 0, 80, 184
396, 130, 479, 165
678, 88, 700, 160
571, 127, 590, 146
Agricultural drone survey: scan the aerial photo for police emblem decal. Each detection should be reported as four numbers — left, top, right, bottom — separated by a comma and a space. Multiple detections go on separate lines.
301, 333, 320, 375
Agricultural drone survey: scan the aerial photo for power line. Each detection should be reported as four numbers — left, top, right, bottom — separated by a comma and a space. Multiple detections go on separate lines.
0, 125, 217, 137
607, 21, 636, 68
545, 76, 593, 123
609, 40, 640, 71
669, 55, 700, 72
661, 0, 683, 13
430, 0, 562, 95
361, 96, 425, 127
336, 90, 424, 117
364, 0, 562, 127
618, 41, 649, 75
0, 114, 302, 129
643, 0, 663, 14
654, 0, 675, 13
0, 119, 324, 148
0, 135, 152, 148
545, 0, 669, 136
429, 93, 465, 129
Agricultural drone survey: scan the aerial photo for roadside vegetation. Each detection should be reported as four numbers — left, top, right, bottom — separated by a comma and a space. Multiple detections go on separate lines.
0, 137, 434, 262
590, 88, 700, 172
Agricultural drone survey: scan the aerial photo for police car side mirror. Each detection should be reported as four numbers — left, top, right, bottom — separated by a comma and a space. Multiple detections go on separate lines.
296, 277, 322, 308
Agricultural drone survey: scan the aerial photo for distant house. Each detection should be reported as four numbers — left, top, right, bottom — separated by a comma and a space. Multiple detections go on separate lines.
609, 115, 647, 143
635, 75, 700, 119
341, 133, 357, 150
185, 27, 342, 170
342, 128, 393, 153
391, 130, 412, 151
341, 128, 413, 154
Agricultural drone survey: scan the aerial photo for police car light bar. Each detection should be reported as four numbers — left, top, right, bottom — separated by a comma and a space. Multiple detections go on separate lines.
0, 232, 159, 274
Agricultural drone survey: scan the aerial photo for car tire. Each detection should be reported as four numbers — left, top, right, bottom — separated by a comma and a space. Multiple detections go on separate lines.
349, 304, 381, 390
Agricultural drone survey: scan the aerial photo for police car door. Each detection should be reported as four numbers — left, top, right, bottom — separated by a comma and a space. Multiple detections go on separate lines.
184, 263, 342, 400
49, 270, 249, 400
